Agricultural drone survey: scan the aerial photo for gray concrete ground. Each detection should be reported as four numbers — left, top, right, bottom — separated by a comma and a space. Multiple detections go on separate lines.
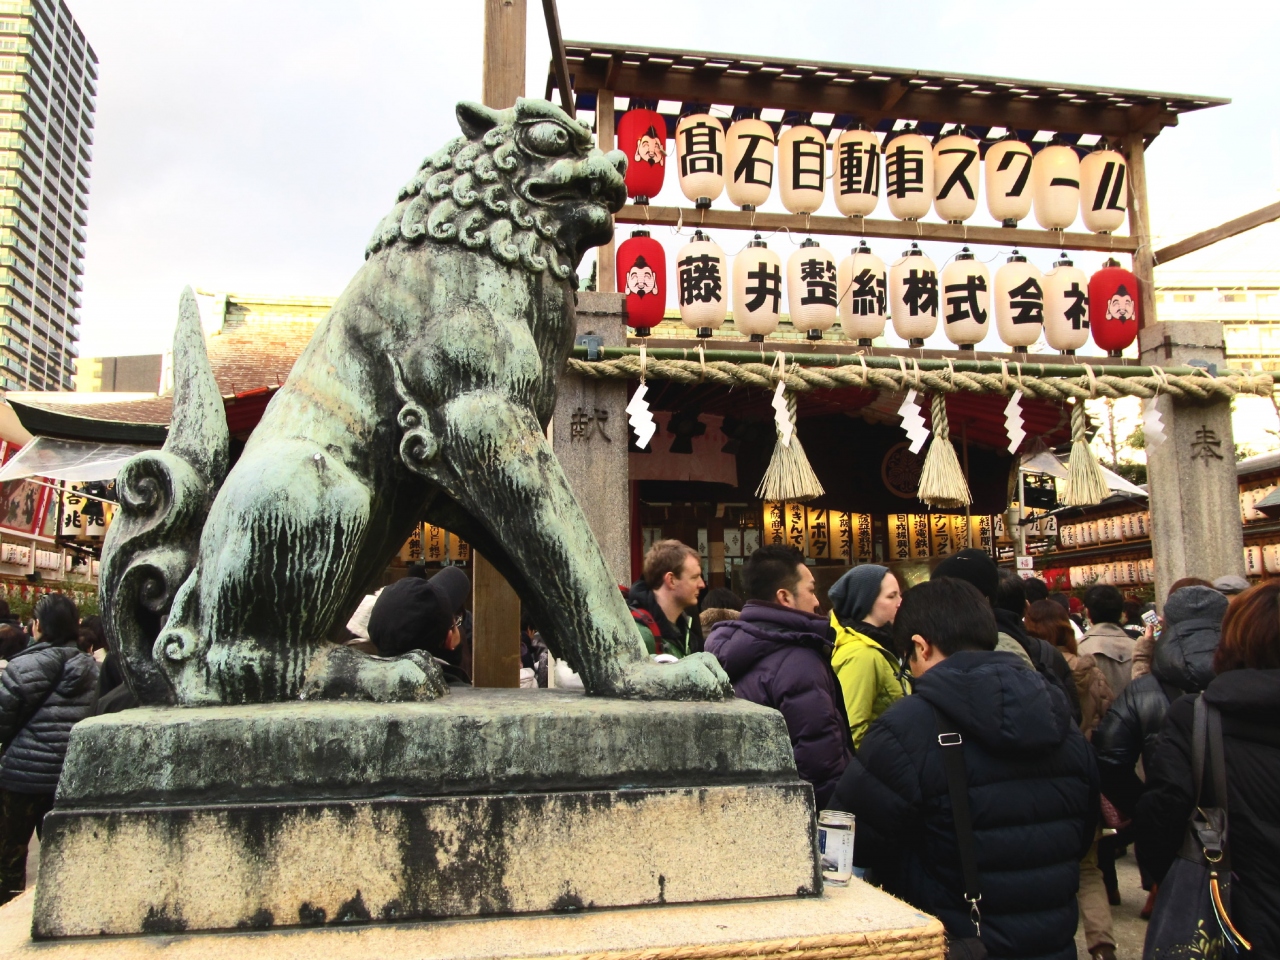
1076, 851, 1149, 959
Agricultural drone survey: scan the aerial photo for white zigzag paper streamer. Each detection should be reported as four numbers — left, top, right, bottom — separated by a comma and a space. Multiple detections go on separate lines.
772, 381, 794, 448
626, 383, 656, 449
1142, 396, 1166, 449
898, 389, 930, 454
1004, 392, 1026, 454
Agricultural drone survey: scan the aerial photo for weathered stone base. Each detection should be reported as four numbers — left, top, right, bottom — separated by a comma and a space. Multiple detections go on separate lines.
34, 783, 819, 938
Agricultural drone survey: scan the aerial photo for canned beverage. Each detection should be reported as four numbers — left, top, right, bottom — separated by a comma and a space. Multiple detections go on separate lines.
817, 809, 854, 886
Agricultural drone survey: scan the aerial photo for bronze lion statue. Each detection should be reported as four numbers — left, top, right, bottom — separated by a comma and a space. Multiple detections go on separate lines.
101, 98, 732, 706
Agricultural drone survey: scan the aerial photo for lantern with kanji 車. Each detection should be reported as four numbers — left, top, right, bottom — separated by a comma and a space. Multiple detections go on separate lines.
787, 238, 838, 340
615, 230, 666, 336
1042, 254, 1090, 354
882, 129, 934, 221
888, 242, 938, 345
778, 124, 827, 215
940, 247, 990, 349
994, 250, 1044, 352
933, 131, 980, 223
1032, 143, 1080, 230
1089, 258, 1140, 356
733, 234, 783, 341
675, 230, 728, 338
985, 136, 1033, 225
675, 113, 725, 207
1079, 147, 1128, 234
726, 116, 775, 210
616, 107, 666, 203
837, 241, 886, 345
833, 127, 879, 217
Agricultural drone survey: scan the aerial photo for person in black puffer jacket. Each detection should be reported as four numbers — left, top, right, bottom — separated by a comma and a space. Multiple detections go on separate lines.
1093, 585, 1226, 819
0, 593, 98, 904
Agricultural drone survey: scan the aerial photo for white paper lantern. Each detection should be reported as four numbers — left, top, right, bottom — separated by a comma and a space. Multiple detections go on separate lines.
786, 239, 838, 340
1032, 144, 1080, 230
1042, 255, 1090, 354
1264, 543, 1280, 575
1060, 524, 1076, 548
832, 128, 879, 217
888, 242, 938, 345
726, 117, 775, 210
732, 234, 782, 341
994, 250, 1045, 351
985, 138, 1034, 225
1245, 545, 1264, 578
675, 113, 725, 207
778, 125, 827, 215
933, 133, 980, 223
940, 247, 989, 349
837, 241, 887, 344
882, 130, 933, 221
675, 230, 729, 337
1079, 148, 1128, 234
1139, 558, 1154, 584
1138, 512, 1150, 537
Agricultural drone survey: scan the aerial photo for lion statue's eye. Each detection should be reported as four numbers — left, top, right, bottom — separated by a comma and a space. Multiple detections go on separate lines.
524, 122, 571, 156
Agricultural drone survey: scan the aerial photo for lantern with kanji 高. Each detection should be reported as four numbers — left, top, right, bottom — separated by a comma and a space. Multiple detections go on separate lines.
994, 250, 1044, 352
833, 127, 879, 217
616, 230, 666, 336
616, 108, 666, 203
726, 116, 775, 210
1079, 147, 1128, 234
985, 137, 1033, 225
883, 129, 933, 221
675, 230, 728, 338
940, 247, 990, 349
1032, 143, 1080, 231
1089, 258, 1140, 356
889, 242, 938, 346
733, 234, 782, 341
837, 241, 886, 345
778, 124, 827, 215
675, 113, 725, 208
933, 132, 980, 223
1042, 254, 1090, 354
787, 238, 838, 340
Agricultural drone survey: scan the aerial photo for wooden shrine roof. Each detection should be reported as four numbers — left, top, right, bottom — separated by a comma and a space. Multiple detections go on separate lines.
552, 41, 1229, 140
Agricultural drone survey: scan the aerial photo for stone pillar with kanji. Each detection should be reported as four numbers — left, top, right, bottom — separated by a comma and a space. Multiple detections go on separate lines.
1139, 320, 1245, 605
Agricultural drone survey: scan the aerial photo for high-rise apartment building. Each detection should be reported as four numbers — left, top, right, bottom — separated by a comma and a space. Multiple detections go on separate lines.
0, 0, 94, 392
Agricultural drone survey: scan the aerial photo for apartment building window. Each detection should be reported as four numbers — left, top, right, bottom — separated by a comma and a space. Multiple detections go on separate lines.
1220, 293, 1246, 302
1174, 293, 1196, 303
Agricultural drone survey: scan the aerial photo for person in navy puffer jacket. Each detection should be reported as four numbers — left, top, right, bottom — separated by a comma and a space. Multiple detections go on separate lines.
705, 546, 852, 808
831, 577, 1098, 960
0, 593, 97, 904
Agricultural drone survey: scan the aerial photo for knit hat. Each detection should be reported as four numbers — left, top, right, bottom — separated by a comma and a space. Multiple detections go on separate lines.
1212, 575, 1249, 596
1164, 584, 1229, 627
931, 548, 999, 602
368, 566, 471, 657
828, 564, 889, 625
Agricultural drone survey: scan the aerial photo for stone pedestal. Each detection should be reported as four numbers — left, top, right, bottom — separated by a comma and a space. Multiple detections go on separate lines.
1138, 321, 1245, 605
34, 689, 819, 938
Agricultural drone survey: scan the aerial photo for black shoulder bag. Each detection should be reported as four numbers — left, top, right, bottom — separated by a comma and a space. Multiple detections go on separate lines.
1143, 695, 1251, 958
932, 707, 988, 960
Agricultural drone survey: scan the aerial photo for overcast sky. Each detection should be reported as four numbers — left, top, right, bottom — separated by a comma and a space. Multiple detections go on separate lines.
67, 1, 1280, 360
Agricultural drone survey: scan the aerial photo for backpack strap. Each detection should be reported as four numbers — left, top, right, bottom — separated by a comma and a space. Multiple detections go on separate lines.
932, 706, 983, 937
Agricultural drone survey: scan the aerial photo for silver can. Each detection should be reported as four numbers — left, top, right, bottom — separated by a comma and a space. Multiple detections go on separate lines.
817, 809, 854, 886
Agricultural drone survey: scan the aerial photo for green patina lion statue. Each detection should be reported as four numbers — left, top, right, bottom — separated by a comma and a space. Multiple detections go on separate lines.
100, 98, 732, 706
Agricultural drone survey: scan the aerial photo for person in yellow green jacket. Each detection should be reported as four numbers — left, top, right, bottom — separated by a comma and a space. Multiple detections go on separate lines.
829, 564, 909, 749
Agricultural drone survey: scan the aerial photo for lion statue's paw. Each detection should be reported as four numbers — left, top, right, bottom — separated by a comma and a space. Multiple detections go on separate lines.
300, 645, 450, 703
606, 652, 734, 702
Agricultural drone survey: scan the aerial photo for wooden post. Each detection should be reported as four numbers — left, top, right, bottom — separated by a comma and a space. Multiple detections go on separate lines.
1123, 133, 1158, 330
472, 0, 527, 688
596, 90, 616, 292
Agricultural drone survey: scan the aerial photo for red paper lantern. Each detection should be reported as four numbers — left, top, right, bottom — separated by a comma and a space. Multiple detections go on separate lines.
616, 108, 666, 203
1088, 259, 1140, 356
616, 230, 666, 335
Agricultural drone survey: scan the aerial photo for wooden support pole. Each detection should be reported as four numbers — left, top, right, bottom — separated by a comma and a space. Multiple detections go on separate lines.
596, 90, 616, 293
483, 0, 526, 110
1123, 133, 1158, 329
1153, 200, 1280, 266
541, 0, 574, 117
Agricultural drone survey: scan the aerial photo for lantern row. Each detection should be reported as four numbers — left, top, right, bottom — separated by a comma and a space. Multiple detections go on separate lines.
618, 230, 1141, 356
617, 109, 1129, 234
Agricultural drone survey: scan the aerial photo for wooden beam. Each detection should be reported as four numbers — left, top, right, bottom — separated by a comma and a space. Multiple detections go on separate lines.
1124, 132, 1157, 329
596, 90, 616, 292
540, 0, 574, 117
483, 0, 526, 110
614, 205, 1139, 254
1153, 200, 1280, 266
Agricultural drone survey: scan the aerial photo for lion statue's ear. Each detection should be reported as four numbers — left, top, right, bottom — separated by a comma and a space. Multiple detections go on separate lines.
457, 102, 504, 139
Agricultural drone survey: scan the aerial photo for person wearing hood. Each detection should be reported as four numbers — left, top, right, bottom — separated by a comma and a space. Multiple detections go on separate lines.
624, 540, 704, 658
0, 593, 99, 904
705, 546, 851, 808
827, 564, 907, 749
1136, 580, 1280, 956
831, 578, 1097, 960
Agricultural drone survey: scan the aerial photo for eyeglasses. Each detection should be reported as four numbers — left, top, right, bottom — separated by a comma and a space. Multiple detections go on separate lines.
452, 614, 465, 630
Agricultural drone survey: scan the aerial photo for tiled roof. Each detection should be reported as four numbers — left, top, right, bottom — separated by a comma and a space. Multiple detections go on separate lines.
206, 319, 318, 396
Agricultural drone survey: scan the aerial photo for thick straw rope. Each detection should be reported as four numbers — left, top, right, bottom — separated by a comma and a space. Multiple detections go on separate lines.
918, 393, 972, 509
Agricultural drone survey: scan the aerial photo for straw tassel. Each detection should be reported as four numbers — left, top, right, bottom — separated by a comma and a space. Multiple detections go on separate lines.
1063, 400, 1108, 507
756, 390, 824, 502
917, 393, 971, 510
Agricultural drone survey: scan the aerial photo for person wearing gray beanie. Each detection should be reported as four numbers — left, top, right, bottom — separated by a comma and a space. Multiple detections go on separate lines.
827, 564, 907, 748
